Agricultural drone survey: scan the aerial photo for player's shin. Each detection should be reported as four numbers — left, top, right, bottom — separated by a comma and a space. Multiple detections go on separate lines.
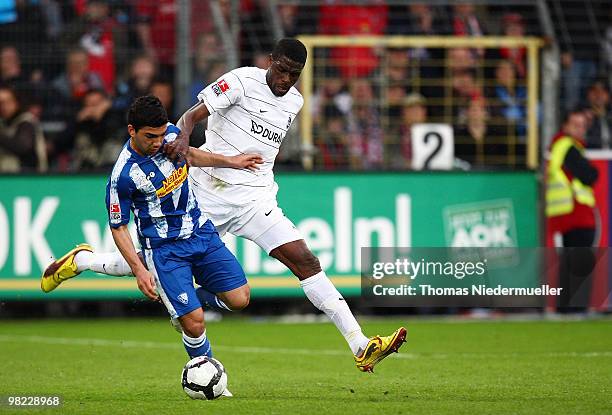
299, 271, 369, 356
182, 329, 213, 358
75, 251, 134, 276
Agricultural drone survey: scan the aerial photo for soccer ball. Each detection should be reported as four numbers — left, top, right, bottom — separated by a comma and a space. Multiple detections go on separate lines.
181, 356, 228, 400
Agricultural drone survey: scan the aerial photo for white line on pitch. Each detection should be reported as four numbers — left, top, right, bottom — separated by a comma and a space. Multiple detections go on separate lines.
0, 334, 610, 359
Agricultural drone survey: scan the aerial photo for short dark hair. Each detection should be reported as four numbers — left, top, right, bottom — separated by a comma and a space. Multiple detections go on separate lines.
127, 95, 168, 131
272, 38, 307, 65
561, 107, 587, 125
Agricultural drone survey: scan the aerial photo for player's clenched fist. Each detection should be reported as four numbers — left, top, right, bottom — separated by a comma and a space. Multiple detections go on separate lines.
134, 269, 159, 301
230, 154, 264, 171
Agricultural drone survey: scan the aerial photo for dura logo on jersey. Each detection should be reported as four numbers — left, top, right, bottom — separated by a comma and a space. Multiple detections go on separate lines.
250, 120, 283, 144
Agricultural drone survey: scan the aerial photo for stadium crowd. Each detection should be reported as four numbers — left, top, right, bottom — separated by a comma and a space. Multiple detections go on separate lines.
0, 0, 610, 172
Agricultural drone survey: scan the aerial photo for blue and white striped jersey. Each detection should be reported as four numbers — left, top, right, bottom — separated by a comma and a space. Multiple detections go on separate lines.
105, 123, 206, 248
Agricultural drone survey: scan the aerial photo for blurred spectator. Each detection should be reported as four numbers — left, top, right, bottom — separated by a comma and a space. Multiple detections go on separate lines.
0, 45, 38, 99
59, 0, 129, 93
549, 0, 605, 112
399, 4, 448, 101
2, 0, 48, 79
448, 48, 477, 75
605, 10, 612, 90
189, 33, 226, 105
311, 72, 350, 124
584, 80, 612, 149
454, 98, 505, 168
451, 3, 486, 59
317, 105, 349, 170
192, 33, 224, 76
546, 109, 598, 311
385, 48, 411, 83
451, 3, 486, 37
388, 93, 428, 169
48, 48, 106, 159
190, 58, 227, 106
277, 1, 300, 38
385, 82, 407, 120
318, 1, 388, 78
451, 69, 483, 122
347, 79, 384, 169
150, 78, 175, 121
72, 88, 124, 170
135, 0, 213, 76
0, 84, 47, 172
1, 45, 25, 85
487, 60, 527, 140
488, 13, 527, 78
388, 3, 449, 37
52, 48, 105, 103
114, 54, 157, 112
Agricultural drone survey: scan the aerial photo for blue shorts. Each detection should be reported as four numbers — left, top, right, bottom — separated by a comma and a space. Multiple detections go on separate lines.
142, 220, 247, 318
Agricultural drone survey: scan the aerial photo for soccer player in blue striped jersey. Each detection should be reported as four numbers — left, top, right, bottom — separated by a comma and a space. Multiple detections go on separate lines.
43, 39, 407, 373
104, 95, 260, 363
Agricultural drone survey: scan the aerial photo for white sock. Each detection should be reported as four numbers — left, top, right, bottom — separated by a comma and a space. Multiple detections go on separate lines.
75, 251, 133, 276
74, 251, 93, 272
300, 271, 369, 355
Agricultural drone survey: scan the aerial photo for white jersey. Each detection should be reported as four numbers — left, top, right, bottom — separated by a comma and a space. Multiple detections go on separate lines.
189, 66, 303, 206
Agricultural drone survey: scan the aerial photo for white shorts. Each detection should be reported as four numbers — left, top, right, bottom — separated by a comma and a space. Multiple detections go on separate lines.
193, 187, 303, 254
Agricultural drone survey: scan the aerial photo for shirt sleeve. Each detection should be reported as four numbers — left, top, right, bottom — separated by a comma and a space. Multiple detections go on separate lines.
106, 170, 135, 228
563, 146, 599, 186
197, 71, 244, 114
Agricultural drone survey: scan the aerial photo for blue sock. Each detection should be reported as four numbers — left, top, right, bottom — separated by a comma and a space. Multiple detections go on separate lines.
196, 287, 232, 311
182, 331, 213, 358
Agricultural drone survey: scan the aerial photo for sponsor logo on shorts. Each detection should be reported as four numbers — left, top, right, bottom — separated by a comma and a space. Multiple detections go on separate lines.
178, 292, 189, 305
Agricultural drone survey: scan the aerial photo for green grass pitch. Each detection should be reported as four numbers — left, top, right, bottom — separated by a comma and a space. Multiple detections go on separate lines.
0, 317, 610, 414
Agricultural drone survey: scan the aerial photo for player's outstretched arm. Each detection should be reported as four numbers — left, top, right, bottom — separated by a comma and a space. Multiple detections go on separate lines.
110, 225, 159, 301
187, 147, 263, 171
165, 102, 211, 162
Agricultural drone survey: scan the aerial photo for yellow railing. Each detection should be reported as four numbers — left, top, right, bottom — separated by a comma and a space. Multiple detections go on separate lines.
297, 35, 544, 170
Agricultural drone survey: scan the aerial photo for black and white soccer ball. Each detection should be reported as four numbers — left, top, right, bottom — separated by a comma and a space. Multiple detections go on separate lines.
181, 356, 228, 400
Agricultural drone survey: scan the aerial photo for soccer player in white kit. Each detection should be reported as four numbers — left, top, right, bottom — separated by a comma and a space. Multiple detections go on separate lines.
42, 39, 406, 372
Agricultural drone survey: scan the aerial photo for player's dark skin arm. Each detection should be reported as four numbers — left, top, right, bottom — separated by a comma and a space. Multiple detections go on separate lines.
164, 103, 211, 162
186, 147, 263, 171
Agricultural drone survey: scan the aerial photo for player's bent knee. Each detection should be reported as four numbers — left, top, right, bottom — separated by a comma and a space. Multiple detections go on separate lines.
227, 285, 250, 311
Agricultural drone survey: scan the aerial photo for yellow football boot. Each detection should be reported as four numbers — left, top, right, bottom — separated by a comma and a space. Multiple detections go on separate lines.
355, 327, 407, 373
41, 244, 93, 293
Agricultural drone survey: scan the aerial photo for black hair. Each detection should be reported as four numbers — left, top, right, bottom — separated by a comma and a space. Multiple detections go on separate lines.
84, 88, 108, 98
561, 107, 587, 125
587, 78, 610, 94
271, 38, 307, 65
127, 95, 168, 131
